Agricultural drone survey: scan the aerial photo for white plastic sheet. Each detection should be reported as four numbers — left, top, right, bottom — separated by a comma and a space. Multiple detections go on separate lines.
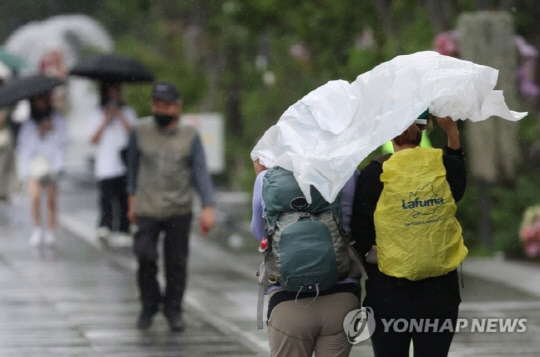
250, 51, 528, 203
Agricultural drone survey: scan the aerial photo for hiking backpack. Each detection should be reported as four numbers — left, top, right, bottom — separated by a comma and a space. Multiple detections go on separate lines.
261, 166, 352, 293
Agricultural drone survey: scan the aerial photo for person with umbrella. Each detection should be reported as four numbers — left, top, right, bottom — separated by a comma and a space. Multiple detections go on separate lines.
88, 81, 136, 245
16, 88, 68, 246
70, 53, 153, 246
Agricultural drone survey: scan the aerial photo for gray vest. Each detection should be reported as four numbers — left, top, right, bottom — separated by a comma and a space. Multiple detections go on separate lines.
134, 120, 196, 218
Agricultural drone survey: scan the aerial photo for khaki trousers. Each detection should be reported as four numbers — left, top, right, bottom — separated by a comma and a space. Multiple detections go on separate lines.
268, 292, 360, 357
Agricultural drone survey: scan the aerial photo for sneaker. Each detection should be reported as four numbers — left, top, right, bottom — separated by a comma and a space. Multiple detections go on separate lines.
110, 232, 132, 248
44, 230, 56, 246
136, 308, 157, 330
29, 228, 42, 247
97, 226, 110, 246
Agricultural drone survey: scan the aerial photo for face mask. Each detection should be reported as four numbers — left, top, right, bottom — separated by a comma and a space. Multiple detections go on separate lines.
153, 113, 175, 127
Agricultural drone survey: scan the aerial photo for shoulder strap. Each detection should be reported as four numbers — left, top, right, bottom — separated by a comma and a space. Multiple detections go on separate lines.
347, 244, 368, 280
256, 259, 268, 329
372, 153, 392, 165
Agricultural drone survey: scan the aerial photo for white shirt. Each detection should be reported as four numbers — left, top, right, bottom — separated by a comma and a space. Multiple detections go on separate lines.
16, 112, 68, 179
89, 106, 137, 180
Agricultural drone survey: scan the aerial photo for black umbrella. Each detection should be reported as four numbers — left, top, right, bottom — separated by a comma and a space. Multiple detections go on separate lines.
69, 54, 154, 83
0, 74, 64, 108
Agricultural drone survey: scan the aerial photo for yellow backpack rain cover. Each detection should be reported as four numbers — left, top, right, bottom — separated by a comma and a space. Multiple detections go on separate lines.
374, 147, 467, 280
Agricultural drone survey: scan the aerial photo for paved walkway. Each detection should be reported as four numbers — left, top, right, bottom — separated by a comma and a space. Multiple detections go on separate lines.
463, 256, 540, 297
0, 191, 265, 356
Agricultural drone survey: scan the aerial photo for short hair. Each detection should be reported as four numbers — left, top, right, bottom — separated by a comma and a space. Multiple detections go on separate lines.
393, 118, 430, 146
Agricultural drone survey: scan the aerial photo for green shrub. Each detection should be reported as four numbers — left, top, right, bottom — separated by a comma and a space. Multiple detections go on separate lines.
491, 175, 540, 256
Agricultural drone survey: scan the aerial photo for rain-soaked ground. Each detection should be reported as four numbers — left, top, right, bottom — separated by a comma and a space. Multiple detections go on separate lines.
0, 170, 539, 356
0, 171, 266, 356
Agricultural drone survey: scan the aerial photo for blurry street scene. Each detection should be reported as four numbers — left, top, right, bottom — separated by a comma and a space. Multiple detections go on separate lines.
0, 2, 540, 357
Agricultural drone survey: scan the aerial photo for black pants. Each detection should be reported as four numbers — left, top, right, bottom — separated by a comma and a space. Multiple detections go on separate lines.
98, 175, 129, 233
364, 264, 461, 357
370, 309, 458, 357
133, 214, 192, 315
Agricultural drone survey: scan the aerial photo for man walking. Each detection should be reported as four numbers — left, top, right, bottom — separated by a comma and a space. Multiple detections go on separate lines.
127, 81, 215, 332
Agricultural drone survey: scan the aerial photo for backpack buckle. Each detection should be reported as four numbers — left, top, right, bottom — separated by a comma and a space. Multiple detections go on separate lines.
258, 238, 268, 253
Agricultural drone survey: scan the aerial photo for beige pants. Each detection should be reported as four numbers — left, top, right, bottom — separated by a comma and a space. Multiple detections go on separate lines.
268, 292, 360, 357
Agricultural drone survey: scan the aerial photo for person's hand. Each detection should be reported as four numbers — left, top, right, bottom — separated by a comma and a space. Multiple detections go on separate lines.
199, 206, 215, 235
436, 116, 460, 150
104, 104, 119, 122
102, 112, 113, 125
253, 158, 267, 175
127, 195, 136, 224
436, 116, 458, 133
115, 109, 132, 133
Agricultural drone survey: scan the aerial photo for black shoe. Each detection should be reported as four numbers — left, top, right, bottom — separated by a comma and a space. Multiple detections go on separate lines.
136, 309, 157, 330
165, 312, 185, 332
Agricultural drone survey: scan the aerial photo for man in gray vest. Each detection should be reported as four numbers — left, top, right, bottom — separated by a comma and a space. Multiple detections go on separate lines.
127, 81, 215, 332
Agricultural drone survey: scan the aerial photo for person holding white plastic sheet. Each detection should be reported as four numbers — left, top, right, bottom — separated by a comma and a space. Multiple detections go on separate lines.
251, 158, 362, 357
351, 114, 467, 356
17, 93, 68, 246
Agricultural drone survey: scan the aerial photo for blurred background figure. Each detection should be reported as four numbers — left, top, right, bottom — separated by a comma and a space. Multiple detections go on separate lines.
39, 49, 68, 113
89, 81, 135, 246
16, 92, 68, 247
519, 205, 540, 258
127, 81, 215, 332
0, 61, 15, 203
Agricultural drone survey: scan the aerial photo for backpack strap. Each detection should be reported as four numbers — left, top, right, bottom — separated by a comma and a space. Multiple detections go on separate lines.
372, 153, 392, 165
347, 244, 368, 279
256, 259, 268, 329
256, 249, 277, 329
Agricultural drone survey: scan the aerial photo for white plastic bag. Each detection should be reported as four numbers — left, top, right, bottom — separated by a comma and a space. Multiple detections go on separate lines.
251, 51, 527, 203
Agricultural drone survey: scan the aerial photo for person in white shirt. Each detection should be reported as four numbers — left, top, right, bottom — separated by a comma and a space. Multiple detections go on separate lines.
89, 82, 136, 244
17, 93, 68, 246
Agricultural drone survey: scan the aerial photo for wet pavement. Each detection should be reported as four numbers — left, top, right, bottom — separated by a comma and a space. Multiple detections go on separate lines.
1, 169, 540, 356
0, 176, 266, 356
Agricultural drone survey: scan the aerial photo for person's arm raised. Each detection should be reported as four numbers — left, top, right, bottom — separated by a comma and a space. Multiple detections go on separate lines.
437, 116, 460, 150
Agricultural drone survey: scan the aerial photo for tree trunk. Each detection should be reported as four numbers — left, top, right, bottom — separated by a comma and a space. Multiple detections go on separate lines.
425, 0, 458, 33
224, 38, 243, 137
458, 11, 521, 247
